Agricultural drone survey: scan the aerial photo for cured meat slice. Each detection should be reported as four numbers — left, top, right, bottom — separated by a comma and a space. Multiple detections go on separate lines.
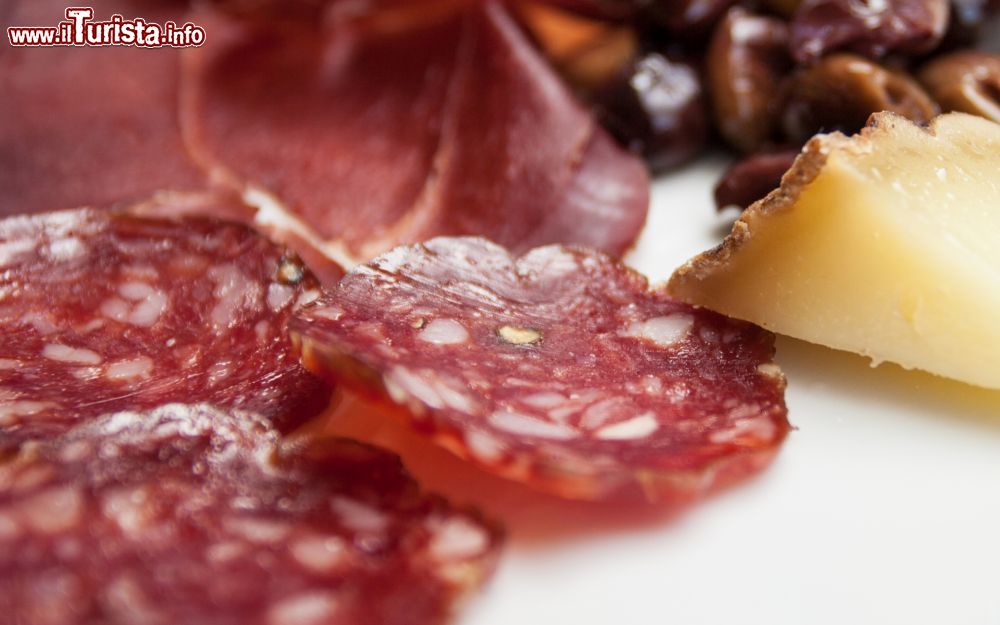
125, 192, 347, 286
0, 0, 343, 283
0, 208, 330, 446
290, 237, 790, 501
206, 0, 470, 23
0, 402, 502, 625
183, 0, 648, 266
537, 0, 639, 20
0, 0, 212, 216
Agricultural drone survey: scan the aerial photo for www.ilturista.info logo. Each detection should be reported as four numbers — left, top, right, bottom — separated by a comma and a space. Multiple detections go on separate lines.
7, 7, 206, 47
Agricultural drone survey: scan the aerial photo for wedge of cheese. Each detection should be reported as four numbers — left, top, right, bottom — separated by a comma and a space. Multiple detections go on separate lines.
669, 112, 1000, 389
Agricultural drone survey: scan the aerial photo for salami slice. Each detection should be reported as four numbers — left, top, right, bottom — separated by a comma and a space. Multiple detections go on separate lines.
290, 238, 791, 501
0, 402, 501, 625
0, 209, 330, 446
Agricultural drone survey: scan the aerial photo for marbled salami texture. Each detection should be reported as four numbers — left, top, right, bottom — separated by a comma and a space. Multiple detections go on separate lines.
0, 209, 329, 446
0, 403, 502, 625
291, 237, 790, 501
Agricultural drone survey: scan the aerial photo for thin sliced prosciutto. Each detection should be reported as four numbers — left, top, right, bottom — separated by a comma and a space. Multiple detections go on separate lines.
0, 0, 213, 216
184, 0, 649, 266
4, 0, 648, 277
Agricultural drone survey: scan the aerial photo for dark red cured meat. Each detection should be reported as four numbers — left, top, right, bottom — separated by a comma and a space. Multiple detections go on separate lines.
203, 1, 637, 31
125, 191, 348, 287
0, 0, 212, 216
0, 208, 330, 446
290, 237, 790, 501
0, 0, 346, 283
183, 0, 649, 266
530, 0, 639, 21
0, 403, 502, 625
205, 0, 472, 23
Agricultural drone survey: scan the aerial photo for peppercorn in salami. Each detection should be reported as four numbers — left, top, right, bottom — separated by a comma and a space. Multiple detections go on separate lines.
0, 209, 329, 446
291, 237, 791, 501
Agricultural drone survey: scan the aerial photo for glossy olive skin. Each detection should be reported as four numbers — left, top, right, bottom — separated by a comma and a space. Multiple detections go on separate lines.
640, 0, 739, 41
790, 0, 949, 62
707, 7, 792, 153
714, 149, 799, 211
780, 53, 939, 143
592, 53, 709, 171
759, 0, 801, 18
919, 50, 1000, 122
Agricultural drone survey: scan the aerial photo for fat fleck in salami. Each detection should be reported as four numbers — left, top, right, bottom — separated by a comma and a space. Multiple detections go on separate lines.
0, 209, 329, 446
291, 238, 790, 501
0, 403, 502, 625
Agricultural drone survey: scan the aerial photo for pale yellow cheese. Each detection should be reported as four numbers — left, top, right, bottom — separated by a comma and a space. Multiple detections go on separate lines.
669, 112, 1000, 389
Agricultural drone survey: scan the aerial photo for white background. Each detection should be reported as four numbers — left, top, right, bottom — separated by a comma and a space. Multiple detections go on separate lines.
446, 157, 1000, 625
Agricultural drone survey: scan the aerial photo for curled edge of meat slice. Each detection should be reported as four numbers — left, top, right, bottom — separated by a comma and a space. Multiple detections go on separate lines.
125, 190, 348, 285
180, 0, 649, 270
289, 237, 790, 502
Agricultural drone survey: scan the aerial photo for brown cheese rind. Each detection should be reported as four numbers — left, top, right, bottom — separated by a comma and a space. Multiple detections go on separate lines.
291, 237, 790, 501
667, 112, 927, 292
0, 403, 502, 625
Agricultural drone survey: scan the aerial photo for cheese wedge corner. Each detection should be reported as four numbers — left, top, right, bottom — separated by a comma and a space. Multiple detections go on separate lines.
668, 112, 1000, 390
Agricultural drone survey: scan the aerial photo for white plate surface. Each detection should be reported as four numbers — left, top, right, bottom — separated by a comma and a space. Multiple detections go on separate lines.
448, 156, 1000, 625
